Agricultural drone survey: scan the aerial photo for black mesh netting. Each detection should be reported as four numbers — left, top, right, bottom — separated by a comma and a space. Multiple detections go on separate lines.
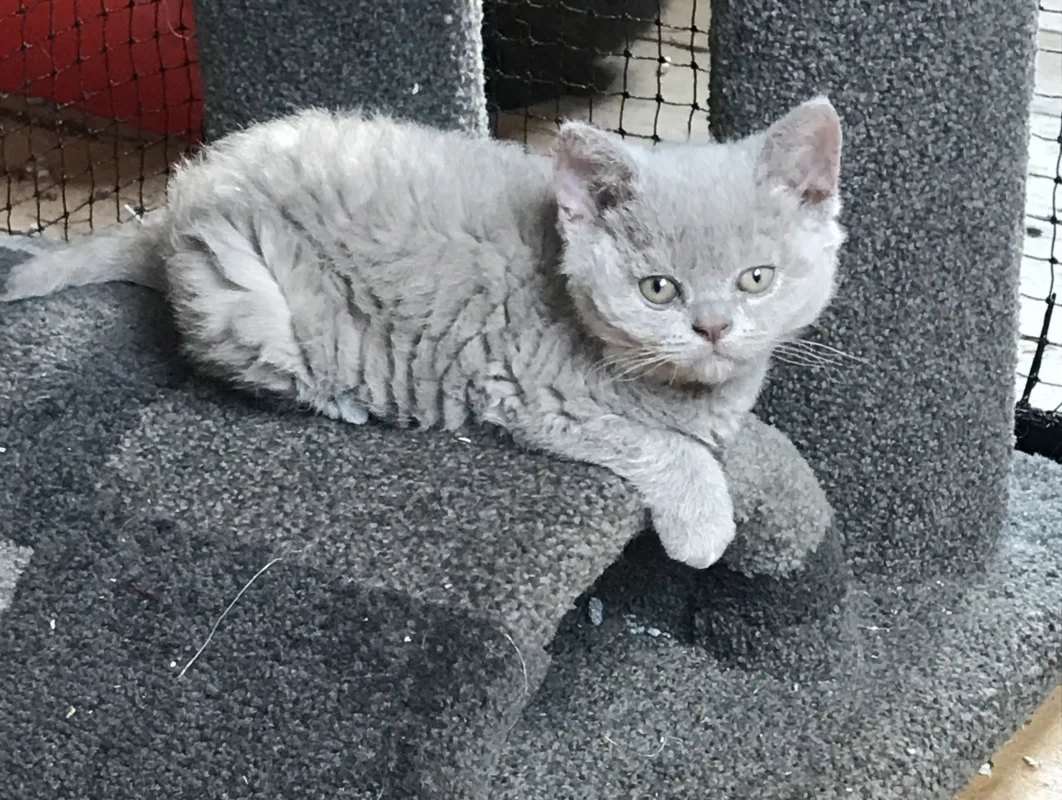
1017, 2, 1062, 421
485, 0, 710, 145
0, 0, 200, 238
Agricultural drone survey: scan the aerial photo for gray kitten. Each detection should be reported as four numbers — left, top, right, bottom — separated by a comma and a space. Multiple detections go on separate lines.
1, 98, 845, 569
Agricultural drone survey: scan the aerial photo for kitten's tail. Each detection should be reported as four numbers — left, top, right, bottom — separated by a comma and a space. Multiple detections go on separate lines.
1, 216, 165, 302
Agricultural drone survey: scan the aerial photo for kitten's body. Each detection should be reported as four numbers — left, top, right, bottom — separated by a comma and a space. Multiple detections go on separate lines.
1, 101, 845, 569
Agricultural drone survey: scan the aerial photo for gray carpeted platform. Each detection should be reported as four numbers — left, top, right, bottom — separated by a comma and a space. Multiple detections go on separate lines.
0, 243, 641, 798
493, 456, 1062, 798
1, 234, 1060, 798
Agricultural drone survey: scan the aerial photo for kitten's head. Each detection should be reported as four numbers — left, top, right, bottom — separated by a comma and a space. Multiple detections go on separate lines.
551, 96, 846, 386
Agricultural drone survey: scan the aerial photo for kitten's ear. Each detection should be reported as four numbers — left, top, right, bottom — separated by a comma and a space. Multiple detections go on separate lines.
756, 96, 842, 205
552, 121, 637, 223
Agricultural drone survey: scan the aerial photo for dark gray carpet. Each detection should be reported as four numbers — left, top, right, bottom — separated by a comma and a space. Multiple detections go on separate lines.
494, 457, 1062, 798
2, 232, 1060, 799
0, 242, 641, 799
191, 0, 487, 140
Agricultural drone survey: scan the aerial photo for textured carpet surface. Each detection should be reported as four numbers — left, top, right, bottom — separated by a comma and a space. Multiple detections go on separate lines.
191, 0, 487, 140
0, 245, 644, 798
493, 452, 1062, 798
709, 0, 1038, 576
1, 227, 1060, 800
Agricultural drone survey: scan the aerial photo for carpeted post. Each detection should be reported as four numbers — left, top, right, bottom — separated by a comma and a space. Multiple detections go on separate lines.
190, 0, 487, 139
709, 0, 1037, 575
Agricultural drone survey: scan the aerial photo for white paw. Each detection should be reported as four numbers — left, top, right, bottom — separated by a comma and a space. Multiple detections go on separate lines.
298, 386, 369, 425
330, 395, 370, 425
653, 509, 736, 570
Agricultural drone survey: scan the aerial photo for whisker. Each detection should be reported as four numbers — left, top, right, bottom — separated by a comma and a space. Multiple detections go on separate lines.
775, 341, 856, 366
772, 353, 828, 369
791, 338, 868, 365
612, 356, 673, 381
774, 346, 844, 368
602, 349, 678, 382
601, 354, 652, 377
770, 353, 849, 384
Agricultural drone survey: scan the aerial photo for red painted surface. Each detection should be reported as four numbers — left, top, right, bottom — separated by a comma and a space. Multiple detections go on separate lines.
0, 0, 203, 139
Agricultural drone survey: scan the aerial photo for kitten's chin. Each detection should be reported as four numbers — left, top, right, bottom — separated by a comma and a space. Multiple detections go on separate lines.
640, 357, 735, 387
687, 358, 736, 386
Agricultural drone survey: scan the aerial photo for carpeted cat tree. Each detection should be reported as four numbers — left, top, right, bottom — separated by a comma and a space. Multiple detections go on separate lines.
0, 0, 1060, 798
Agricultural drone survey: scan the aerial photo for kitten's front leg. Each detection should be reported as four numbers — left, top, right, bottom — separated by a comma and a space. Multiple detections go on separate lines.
523, 413, 736, 569
641, 438, 736, 569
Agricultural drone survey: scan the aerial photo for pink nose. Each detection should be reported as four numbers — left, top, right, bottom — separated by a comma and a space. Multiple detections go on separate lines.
693, 320, 731, 344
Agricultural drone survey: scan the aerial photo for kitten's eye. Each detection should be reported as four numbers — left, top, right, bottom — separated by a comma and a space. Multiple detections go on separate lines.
639, 275, 681, 305
737, 266, 777, 294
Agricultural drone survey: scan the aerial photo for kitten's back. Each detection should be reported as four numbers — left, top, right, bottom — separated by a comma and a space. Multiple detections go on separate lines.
173, 109, 555, 263
0, 110, 559, 305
